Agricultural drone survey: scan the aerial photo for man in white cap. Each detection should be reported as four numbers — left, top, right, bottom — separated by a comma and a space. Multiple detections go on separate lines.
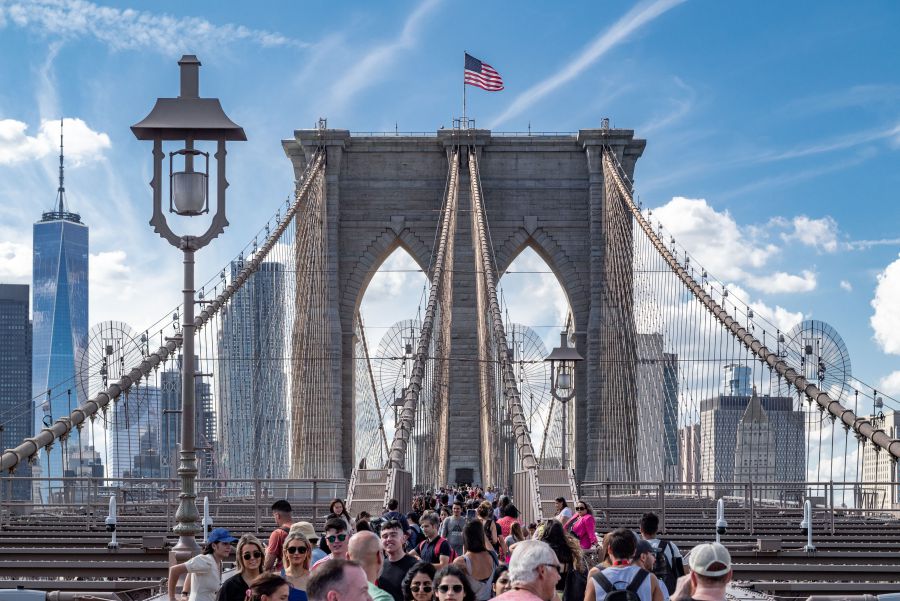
672, 542, 732, 601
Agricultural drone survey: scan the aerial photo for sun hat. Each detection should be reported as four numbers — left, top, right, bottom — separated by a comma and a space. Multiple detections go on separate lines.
290, 521, 320, 542
689, 542, 732, 577
208, 527, 239, 544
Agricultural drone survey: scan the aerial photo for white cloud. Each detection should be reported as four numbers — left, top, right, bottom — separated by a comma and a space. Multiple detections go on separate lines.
780, 215, 840, 253
879, 371, 900, 396
651, 197, 777, 282
0, 0, 306, 54
728, 284, 804, 334
0, 117, 110, 165
746, 270, 817, 294
870, 254, 900, 355
501, 247, 571, 351
840, 280, 852, 292
0, 239, 31, 281
489, 0, 686, 128
328, 0, 441, 107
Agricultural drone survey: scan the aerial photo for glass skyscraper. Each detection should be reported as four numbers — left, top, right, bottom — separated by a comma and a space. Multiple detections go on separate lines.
0, 284, 33, 500
31, 124, 89, 501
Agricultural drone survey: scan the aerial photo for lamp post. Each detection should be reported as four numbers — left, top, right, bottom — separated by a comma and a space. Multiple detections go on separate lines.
544, 332, 583, 470
132, 55, 246, 557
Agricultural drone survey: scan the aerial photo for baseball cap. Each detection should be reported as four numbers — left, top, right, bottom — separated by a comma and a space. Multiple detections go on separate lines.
689, 542, 731, 577
633, 540, 654, 559
208, 527, 239, 544
291, 521, 319, 542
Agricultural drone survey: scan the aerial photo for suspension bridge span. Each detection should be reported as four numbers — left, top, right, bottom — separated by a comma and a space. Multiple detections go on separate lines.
2, 123, 900, 598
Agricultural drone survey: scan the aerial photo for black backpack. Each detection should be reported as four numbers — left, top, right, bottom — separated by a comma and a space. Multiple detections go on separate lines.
651, 540, 675, 593
592, 569, 649, 601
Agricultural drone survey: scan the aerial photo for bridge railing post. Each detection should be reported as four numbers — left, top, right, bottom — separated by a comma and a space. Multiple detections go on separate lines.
658, 482, 666, 534
254, 478, 261, 534
830, 480, 835, 535
748, 481, 754, 535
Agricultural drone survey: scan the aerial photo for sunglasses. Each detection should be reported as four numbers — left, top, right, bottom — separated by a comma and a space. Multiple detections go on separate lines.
410, 585, 433, 592
575, 506, 586, 511
326, 533, 348, 543
286, 546, 309, 555
242, 551, 263, 560
438, 585, 463, 594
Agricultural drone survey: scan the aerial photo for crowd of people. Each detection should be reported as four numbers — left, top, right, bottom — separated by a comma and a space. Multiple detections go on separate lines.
167, 486, 735, 601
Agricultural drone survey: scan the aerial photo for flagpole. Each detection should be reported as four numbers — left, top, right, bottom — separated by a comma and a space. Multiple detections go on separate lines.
462, 51, 467, 128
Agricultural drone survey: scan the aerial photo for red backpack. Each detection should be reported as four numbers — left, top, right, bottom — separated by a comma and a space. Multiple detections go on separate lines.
418, 536, 458, 562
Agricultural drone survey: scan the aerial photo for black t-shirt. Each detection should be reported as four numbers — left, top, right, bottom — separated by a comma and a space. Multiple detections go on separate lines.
419, 536, 452, 564
217, 574, 249, 601
378, 554, 417, 601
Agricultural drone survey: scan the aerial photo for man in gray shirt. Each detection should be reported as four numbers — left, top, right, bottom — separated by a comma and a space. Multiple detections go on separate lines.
438, 501, 467, 557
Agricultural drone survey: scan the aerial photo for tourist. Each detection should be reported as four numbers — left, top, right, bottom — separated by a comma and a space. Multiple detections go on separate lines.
249, 574, 290, 601
168, 527, 237, 601
383, 499, 411, 537
537, 520, 583, 598
584, 528, 664, 601
504, 522, 525, 560
282, 532, 312, 601
491, 565, 511, 597
378, 520, 417, 601
418, 512, 454, 569
433, 565, 475, 601
218, 534, 264, 601
563, 501, 597, 550
307, 559, 372, 601
475, 502, 506, 558
671, 543, 731, 601
553, 498, 572, 524
438, 502, 467, 558
597, 532, 613, 568
291, 522, 329, 565
493, 540, 560, 601
313, 518, 352, 569
266, 500, 295, 572
453, 521, 498, 601
328, 499, 356, 534
633, 541, 668, 601
496, 505, 520, 540
526, 524, 537, 540
495, 497, 511, 521
407, 511, 423, 551
638, 513, 684, 595
347, 531, 393, 601
401, 561, 437, 601
439, 506, 451, 521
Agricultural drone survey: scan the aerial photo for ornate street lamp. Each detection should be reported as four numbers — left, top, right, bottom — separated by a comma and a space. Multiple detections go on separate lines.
543, 332, 583, 470
132, 55, 245, 557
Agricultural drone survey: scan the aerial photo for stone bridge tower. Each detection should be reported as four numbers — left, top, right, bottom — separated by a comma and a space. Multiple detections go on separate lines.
282, 127, 645, 484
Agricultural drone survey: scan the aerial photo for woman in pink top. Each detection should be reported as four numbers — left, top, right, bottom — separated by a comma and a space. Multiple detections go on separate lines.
496, 504, 521, 538
564, 501, 598, 549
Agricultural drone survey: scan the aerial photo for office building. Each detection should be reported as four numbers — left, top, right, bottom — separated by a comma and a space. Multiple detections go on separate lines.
635, 334, 679, 482
160, 363, 216, 480
31, 124, 89, 496
0, 284, 33, 500
859, 408, 899, 510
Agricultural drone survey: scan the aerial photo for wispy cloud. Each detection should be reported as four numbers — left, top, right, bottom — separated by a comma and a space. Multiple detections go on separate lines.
327, 0, 441, 108
754, 123, 900, 163
637, 76, 695, 134
488, 0, 686, 129
0, 0, 308, 55
717, 152, 868, 200
782, 84, 900, 116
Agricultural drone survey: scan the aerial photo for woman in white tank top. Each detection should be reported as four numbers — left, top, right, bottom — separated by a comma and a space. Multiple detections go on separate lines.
453, 521, 498, 601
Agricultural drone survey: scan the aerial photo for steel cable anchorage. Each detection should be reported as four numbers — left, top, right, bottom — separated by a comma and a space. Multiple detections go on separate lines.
468, 148, 538, 471
0, 150, 326, 474
601, 147, 900, 461
388, 149, 460, 469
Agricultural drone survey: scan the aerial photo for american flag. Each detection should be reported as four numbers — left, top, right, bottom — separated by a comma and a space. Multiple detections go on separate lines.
464, 53, 504, 91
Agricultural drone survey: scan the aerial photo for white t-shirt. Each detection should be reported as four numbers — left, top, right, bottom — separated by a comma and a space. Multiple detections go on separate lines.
556, 507, 573, 523
185, 554, 222, 601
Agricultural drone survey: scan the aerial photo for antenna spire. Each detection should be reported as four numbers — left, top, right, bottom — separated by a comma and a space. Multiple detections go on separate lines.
56, 118, 66, 213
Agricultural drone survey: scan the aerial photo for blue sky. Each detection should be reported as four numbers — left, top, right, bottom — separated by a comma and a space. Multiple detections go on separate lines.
0, 0, 899, 400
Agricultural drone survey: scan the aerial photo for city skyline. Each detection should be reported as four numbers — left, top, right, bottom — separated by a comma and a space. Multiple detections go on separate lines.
0, 1, 896, 408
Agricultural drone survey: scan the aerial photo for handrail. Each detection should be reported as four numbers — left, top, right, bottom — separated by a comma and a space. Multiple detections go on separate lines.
602, 147, 900, 461
0, 151, 326, 474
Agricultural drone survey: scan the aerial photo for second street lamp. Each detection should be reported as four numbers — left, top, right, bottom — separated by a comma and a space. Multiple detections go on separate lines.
544, 331, 583, 470
131, 54, 246, 558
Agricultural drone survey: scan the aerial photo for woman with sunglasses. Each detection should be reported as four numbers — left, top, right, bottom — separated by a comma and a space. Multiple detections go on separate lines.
563, 501, 597, 550
402, 561, 437, 601
433, 566, 475, 601
218, 534, 264, 601
281, 533, 311, 601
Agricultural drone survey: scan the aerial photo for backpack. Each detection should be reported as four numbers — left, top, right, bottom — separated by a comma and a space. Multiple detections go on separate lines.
418, 536, 458, 562
592, 569, 649, 601
562, 566, 588, 601
651, 541, 681, 594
